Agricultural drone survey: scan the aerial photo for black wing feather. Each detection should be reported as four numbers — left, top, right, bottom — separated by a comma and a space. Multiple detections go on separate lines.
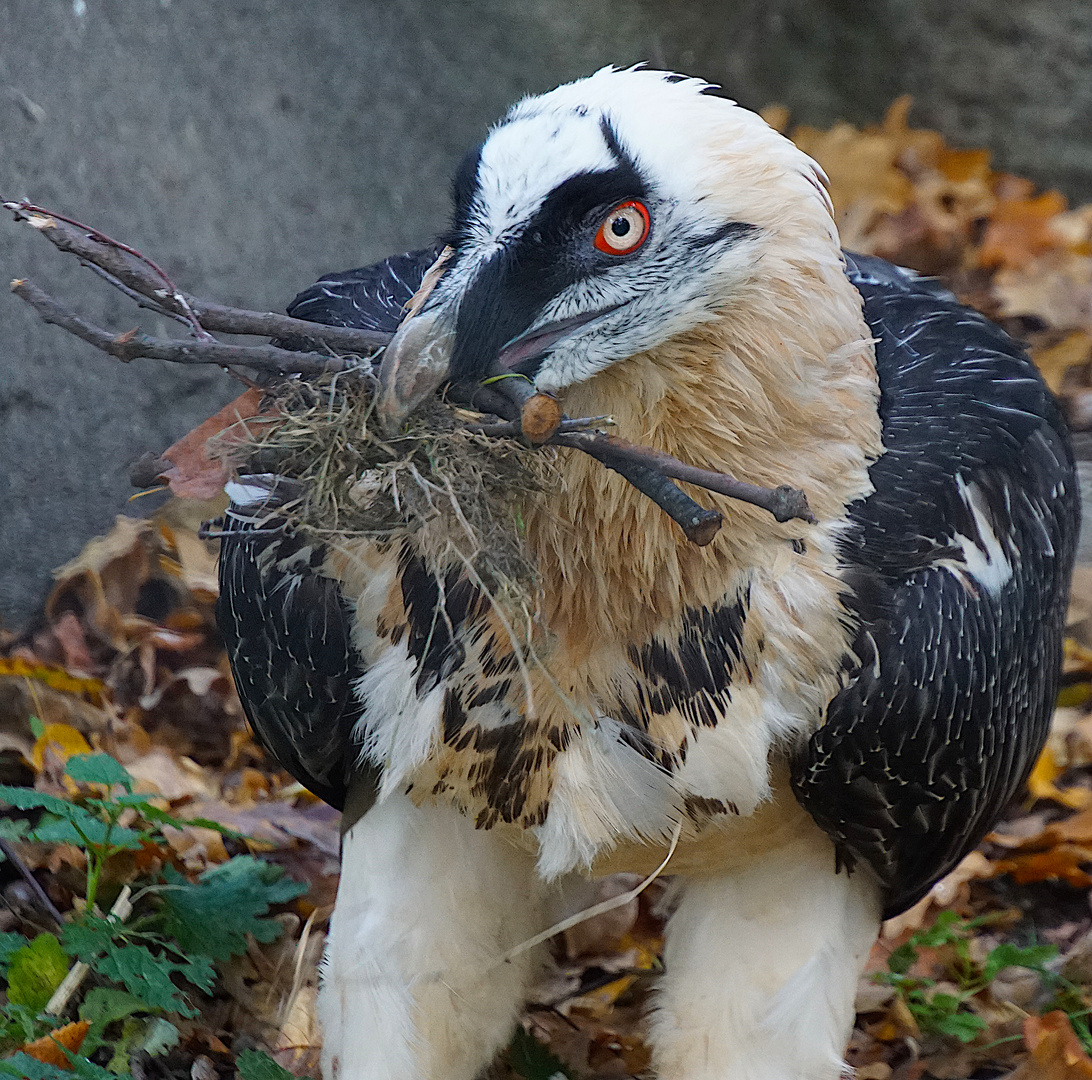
283, 246, 443, 334
793, 252, 1079, 917
216, 479, 372, 809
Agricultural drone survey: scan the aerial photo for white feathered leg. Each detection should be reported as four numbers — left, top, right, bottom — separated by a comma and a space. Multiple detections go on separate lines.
318, 793, 545, 1080
651, 820, 882, 1080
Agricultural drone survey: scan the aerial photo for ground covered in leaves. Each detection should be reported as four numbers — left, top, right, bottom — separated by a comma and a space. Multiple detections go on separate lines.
7, 102, 1092, 1079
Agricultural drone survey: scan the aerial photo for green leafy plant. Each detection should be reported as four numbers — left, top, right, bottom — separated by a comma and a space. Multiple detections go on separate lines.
0, 752, 307, 1076
235, 1048, 312, 1080
876, 910, 1067, 1044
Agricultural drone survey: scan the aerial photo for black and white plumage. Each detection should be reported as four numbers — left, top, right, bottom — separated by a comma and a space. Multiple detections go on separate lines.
216, 69, 1077, 1080
283, 248, 443, 335
794, 253, 1078, 917
217, 475, 368, 810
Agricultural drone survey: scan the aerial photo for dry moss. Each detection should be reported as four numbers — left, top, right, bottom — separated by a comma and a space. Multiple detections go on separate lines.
218, 372, 551, 601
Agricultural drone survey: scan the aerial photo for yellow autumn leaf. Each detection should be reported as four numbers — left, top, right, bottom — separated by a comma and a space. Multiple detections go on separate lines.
1032, 331, 1092, 394
0, 656, 104, 703
1026, 745, 1092, 809
31, 723, 92, 773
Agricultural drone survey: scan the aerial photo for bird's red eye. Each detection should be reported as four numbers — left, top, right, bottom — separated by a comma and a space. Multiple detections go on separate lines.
594, 200, 650, 255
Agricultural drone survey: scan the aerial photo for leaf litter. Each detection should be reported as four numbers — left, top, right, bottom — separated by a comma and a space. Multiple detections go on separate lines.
6, 100, 1092, 1078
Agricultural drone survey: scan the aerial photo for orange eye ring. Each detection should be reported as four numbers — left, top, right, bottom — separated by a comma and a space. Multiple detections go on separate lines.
594, 200, 651, 255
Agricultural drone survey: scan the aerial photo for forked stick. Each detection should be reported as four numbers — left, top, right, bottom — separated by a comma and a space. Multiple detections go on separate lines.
5, 200, 816, 543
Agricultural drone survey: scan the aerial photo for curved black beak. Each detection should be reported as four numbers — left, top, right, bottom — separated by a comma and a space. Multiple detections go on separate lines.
377, 297, 624, 433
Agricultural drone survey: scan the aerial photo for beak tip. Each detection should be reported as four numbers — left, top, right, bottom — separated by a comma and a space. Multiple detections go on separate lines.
375, 394, 411, 437
375, 307, 455, 432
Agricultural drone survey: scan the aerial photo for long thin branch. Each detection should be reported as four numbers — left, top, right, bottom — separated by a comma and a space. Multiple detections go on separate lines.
190, 297, 391, 350
464, 375, 815, 540
11, 278, 352, 376
555, 431, 817, 525
4, 200, 392, 353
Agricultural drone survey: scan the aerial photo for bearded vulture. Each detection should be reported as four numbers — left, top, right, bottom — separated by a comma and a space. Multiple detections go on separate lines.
216, 68, 1078, 1080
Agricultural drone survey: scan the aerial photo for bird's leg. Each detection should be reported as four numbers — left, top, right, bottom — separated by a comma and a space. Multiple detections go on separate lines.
649, 809, 881, 1080
317, 792, 546, 1080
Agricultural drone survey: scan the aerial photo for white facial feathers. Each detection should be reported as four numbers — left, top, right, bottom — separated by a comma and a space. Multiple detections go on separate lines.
426, 66, 847, 392
476, 66, 835, 253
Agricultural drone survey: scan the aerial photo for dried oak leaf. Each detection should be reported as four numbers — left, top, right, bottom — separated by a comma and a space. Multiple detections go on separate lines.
31, 722, 92, 780
1032, 332, 1092, 395
156, 515, 220, 600
0, 657, 103, 703
155, 387, 265, 499
1048, 707, 1092, 770
46, 515, 152, 649
1024, 744, 1092, 809
1007, 1011, 1092, 1079
993, 252, 1092, 331
991, 845, 1092, 888
978, 189, 1069, 271
878, 851, 994, 940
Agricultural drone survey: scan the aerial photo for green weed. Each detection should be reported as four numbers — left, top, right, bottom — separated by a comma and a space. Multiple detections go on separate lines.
0, 752, 306, 1077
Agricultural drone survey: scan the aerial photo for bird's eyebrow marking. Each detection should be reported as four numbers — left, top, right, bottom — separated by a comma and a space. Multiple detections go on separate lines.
690, 221, 761, 249
447, 143, 484, 246
599, 114, 640, 174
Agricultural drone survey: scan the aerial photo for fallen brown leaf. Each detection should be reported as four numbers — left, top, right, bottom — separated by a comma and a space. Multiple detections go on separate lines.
978, 190, 1069, 270
20, 1020, 91, 1069
1026, 745, 1092, 809
156, 387, 265, 499
1007, 1011, 1092, 1079
994, 253, 1092, 331
992, 845, 1092, 888
1034, 333, 1092, 395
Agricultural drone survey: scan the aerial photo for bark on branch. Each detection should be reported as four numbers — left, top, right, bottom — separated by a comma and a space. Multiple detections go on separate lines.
10, 279, 351, 376
466, 379, 816, 543
556, 431, 817, 526
4, 200, 391, 353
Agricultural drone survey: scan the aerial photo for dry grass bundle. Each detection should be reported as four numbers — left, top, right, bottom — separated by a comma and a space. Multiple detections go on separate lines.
219, 371, 553, 602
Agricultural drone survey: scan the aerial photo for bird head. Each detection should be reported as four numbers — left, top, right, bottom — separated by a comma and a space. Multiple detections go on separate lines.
378, 66, 849, 430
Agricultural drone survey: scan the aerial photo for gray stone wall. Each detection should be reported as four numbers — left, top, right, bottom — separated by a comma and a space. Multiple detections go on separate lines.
3, 0, 1090, 625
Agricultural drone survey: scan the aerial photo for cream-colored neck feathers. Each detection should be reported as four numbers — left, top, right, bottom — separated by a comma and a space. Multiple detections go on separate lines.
525, 245, 882, 655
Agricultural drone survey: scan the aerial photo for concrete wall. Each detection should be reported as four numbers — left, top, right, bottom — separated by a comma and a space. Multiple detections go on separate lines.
3, 0, 1090, 625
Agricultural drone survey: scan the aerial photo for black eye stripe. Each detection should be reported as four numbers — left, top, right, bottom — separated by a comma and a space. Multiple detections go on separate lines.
446, 162, 649, 382
441, 110, 752, 383
525, 166, 649, 242
447, 168, 643, 382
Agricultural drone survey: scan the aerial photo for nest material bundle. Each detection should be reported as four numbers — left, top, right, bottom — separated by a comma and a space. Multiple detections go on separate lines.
221, 372, 552, 601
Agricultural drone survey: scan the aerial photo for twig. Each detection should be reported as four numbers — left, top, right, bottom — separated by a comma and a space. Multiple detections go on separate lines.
462, 376, 727, 542
467, 416, 610, 438
80, 261, 191, 326
4, 200, 214, 341
3, 199, 392, 353
44, 885, 133, 1017
567, 437, 726, 544
463, 375, 814, 540
11, 278, 353, 376
554, 431, 817, 526
0, 836, 65, 927
192, 297, 391, 351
